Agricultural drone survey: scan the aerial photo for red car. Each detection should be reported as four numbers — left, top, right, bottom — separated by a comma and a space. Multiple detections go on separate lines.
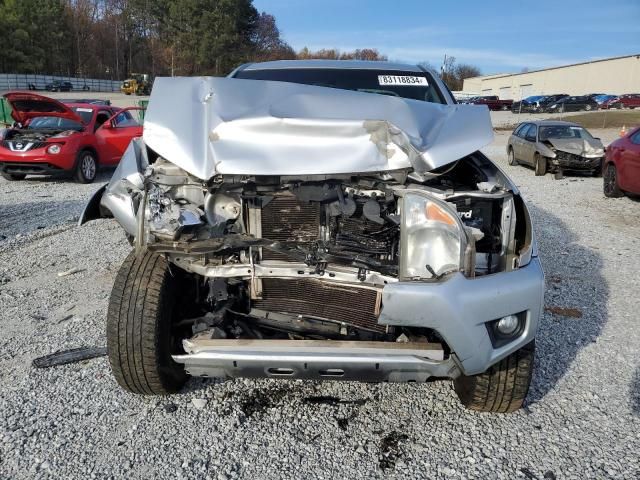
600, 94, 640, 110
0, 92, 142, 183
603, 126, 640, 197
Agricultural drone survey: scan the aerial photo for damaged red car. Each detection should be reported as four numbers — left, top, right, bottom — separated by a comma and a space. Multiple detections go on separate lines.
603, 126, 640, 197
0, 92, 143, 183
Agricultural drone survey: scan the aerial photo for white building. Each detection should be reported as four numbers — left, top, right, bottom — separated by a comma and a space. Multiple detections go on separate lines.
462, 54, 640, 100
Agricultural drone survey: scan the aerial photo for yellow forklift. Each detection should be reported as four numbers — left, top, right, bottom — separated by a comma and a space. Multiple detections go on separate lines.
120, 73, 152, 95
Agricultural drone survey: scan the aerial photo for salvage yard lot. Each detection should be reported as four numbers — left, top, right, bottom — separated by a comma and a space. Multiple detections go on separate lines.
1, 127, 639, 479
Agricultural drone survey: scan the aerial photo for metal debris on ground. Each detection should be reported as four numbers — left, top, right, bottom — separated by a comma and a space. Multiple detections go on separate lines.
32, 347, 107, 368
57, 267, 86, 277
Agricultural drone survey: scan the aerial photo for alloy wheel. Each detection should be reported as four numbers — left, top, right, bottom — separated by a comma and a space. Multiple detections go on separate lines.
81, 154, 96, 180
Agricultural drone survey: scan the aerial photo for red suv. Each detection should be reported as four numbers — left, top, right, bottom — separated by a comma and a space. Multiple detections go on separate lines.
600, 94, 640, 110
0, 92, 143, 183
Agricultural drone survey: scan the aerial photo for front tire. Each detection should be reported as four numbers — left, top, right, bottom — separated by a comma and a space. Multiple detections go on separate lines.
107, 250, 188, 395
454, 341, 535, 413
74, 150, 97, 183
603, 163, 623, 198
1, 172, 26, 181
507, 147, 518, 166
534, 154, 547, 176
585, 104, 592, 111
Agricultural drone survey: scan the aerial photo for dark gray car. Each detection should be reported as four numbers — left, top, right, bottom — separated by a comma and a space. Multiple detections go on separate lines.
507, 120, 605, 176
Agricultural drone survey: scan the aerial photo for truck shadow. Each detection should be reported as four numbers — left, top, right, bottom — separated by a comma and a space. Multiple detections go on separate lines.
631, 367, 640, 415
0, 199, 85, 240
525, 204, 608, 405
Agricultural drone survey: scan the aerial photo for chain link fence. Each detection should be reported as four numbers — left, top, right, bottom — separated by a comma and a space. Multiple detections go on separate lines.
0, 74, 121, 93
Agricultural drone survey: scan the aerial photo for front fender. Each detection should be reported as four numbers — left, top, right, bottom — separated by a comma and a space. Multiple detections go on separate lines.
78, 184, 109, 225
77, 137, 148, 236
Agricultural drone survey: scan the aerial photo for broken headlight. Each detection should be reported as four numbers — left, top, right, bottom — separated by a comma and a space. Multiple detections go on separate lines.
399, 193, 465, 280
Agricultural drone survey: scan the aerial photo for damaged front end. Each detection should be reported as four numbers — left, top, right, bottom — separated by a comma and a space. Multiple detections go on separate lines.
538, 136, 605, 174
81, 76, 543, 385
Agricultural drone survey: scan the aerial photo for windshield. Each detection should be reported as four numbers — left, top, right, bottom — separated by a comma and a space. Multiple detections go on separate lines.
539, 125, 594, 141
28, 117, 82, 130
234, 68, 446, 104
27, 107, 93, 130
525, 96, 544, 102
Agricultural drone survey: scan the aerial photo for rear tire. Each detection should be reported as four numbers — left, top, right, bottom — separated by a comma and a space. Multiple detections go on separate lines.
454, 341, 535, 413
507, 147, 518, 166
1, 172, 26, 181
603, 163, 623, 198
73, 150, 98, 183
107, 249, 188, 395
534, 154, 547, 176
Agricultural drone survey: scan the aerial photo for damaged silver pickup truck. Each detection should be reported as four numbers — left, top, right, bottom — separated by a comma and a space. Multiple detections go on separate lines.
81, 61, 544, 412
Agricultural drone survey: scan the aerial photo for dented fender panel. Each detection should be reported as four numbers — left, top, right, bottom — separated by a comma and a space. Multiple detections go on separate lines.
79, 137, 148, 236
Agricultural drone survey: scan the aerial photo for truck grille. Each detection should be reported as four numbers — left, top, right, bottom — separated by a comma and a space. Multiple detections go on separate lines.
252, 278, 384, 333
260, 195, 319, 261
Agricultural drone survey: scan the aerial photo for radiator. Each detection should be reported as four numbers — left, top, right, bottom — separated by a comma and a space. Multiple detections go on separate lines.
252, 278, 384, 333
260, 194, 320, 261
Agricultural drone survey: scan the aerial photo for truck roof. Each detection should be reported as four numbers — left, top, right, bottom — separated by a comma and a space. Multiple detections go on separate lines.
239, 59, 432, 74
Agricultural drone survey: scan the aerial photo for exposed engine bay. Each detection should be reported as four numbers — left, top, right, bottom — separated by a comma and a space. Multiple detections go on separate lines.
116, 149, 532, 348
0, 128, 71, 151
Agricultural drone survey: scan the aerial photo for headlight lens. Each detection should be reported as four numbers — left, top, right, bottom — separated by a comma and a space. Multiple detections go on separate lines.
47, 144, 61, 154
400, 193, 465, 280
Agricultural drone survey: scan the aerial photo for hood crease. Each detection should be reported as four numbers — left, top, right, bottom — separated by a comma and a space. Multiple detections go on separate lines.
143, 77, 494, 179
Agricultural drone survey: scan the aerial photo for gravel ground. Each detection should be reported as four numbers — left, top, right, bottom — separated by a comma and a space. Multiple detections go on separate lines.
1, 128, 639, 479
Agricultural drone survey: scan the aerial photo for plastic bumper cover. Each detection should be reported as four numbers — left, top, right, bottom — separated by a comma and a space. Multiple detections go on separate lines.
378, 256, 544, 375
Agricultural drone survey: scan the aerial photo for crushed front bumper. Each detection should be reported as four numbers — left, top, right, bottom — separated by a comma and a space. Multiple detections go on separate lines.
172, 257, 544, 381
173, 339, 459, 382
551, 154, 602, 171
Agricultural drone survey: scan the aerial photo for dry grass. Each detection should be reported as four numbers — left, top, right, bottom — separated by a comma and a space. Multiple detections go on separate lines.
549, 110, 640, 129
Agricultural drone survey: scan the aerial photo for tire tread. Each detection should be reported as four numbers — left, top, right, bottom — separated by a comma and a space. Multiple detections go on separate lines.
107, 249, 186, 395
454, 341, 535, 413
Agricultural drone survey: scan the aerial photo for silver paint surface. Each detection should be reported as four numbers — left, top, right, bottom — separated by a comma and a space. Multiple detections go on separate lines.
143, 77, 494, 179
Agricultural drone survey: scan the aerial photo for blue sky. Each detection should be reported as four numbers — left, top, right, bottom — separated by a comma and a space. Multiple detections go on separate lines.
253, 0, 640, 75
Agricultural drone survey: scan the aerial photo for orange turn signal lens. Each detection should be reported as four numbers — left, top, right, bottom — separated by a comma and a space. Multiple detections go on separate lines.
425, 202, 457, 226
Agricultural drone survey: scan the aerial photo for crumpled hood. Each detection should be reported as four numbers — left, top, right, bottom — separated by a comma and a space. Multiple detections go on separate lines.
143, 77, 493, 179
546, 137, 604, 157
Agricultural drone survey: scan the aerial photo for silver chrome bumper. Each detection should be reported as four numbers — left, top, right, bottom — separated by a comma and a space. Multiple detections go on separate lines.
173, 339, 460, 382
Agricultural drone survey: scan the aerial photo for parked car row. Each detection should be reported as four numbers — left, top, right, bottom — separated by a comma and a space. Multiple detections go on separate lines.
460, 95, 513, 110
0, 92, 142, 183
507, 120, 640, 197
510, 93, 640, 113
